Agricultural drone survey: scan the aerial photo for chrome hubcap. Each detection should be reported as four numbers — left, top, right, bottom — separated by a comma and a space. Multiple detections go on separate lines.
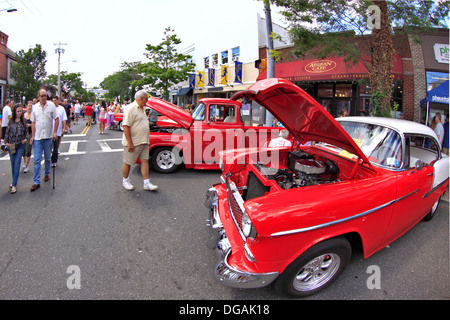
431, 197, 439, 213
293, 253, 341, 292
157, 150, 175, 170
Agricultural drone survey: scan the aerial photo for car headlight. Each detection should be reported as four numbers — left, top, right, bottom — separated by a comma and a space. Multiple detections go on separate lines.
242, 211, 257, 239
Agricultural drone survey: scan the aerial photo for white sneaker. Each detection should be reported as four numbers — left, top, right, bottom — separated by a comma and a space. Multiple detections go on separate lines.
23, 166, 28, 173
122, 180, 134, 191
143, 181, 158, 191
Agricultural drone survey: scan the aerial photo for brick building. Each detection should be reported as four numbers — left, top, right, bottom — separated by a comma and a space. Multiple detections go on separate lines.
0, 30, 17, 107
411, 28, 449, 123
257, 28, 449, 121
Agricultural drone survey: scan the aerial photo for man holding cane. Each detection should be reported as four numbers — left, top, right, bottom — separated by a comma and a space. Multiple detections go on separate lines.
29, 89, 59, 192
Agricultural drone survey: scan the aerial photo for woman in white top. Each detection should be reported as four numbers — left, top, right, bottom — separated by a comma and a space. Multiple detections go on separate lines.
106, 101, 115, 129
98, 101, 108, 134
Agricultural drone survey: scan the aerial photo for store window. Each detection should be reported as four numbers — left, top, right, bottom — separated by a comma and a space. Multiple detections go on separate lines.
392, 79, 403, 112
336, 101, 351, 117
298, 84, 314, 96
318, 84, 334, 97
204, 57, 210, 69
426, 71, 449, 91
317, 83, 354, 117
318, 99, 332, 114
335, 84, 352, 97
359, 83, 372, 95
359, 82, 372, 116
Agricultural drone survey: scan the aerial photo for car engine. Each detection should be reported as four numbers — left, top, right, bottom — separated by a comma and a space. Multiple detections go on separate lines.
274, 150, 340, 189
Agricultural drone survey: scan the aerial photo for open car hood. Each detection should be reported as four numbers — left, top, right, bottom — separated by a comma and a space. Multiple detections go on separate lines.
231, 78, 370, 165
147, 97, 192, 129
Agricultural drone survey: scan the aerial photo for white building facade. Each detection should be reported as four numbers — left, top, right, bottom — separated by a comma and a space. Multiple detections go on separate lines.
171, 12, 290, 109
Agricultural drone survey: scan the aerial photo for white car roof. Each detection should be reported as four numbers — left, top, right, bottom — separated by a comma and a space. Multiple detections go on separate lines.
336, 117, 439, 140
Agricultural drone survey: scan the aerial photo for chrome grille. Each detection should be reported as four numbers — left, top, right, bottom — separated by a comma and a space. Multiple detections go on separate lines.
225, 176, 245, 237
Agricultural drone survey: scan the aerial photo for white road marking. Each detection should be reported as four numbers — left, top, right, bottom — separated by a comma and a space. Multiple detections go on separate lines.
0, 138, 123, 161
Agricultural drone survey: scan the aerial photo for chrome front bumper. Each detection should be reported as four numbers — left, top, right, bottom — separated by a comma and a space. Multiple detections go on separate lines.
205, 187, 278, 289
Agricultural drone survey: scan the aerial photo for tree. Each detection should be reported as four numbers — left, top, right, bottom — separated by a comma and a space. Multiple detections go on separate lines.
271, 0, 449, 116
100, 62, 143, 101
10, 44, 47, 101
133, 27, 195, 100
46, 71, 85, 100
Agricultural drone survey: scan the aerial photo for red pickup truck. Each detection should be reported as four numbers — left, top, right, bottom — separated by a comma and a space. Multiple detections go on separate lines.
144, 97, 282, 173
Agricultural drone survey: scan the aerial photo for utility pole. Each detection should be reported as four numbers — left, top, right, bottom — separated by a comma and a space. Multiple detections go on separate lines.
54, 42, 67, 97
264, 0, 275, 126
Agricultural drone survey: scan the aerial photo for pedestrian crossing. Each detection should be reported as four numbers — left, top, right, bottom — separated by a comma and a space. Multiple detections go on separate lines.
0, 137, 123, 161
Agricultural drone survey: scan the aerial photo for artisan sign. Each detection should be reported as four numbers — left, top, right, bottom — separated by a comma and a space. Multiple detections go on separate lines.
305, 60, 337, 73
257, 55, 403, 81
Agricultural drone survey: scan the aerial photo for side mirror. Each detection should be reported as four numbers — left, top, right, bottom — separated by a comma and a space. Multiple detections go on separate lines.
410, 160, 424, 174
415, 159, 424, 171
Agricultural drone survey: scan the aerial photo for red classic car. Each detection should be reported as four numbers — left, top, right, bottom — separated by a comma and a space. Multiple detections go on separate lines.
142, 97, 281, 173
205, 78, 449, 297
114, 108, 178, 131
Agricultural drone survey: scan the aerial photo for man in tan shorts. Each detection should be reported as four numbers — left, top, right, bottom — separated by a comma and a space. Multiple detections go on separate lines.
122, 90, 158, 191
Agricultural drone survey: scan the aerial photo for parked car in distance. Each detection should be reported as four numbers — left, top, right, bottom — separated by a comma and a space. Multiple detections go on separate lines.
142, 97, 282, 173
205, 78, 449, 297
114, 107, 178, 131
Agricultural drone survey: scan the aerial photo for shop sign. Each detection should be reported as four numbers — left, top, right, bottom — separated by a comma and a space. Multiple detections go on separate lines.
433, 43, 449, 64
305, 60, 337, 73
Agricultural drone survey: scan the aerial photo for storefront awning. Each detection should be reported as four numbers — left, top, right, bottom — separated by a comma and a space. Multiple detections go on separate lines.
256, 55, 403, 82
420, 80, 449, 105
175, 88, 193, 96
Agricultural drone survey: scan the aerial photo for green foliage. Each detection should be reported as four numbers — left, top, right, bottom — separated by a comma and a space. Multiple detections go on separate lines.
271, 0, 448, 117
370, 85, 397, 118
46, 71, 85, 99
132, 27, 195, 99
100, 62, 143, 101
10, 44, 47, 101
273, 0, 448, 66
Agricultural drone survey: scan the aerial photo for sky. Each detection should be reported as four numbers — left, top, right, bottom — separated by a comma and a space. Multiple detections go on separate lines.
0, 0, 286, 89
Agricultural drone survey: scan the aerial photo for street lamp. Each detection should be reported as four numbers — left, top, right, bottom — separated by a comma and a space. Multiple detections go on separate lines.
54, 42, 67, 96
0, 8, 17, 13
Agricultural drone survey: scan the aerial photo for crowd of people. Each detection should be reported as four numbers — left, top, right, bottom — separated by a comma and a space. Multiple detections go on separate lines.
0, 89, 448, 194
0, 90, 149, 194
68, 99, 126, 133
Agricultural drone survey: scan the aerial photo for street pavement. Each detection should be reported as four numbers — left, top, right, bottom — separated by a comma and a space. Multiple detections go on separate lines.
0, 120, 448, 301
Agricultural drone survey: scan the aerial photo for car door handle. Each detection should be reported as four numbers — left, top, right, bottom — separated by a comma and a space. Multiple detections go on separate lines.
428, 173, 434, 177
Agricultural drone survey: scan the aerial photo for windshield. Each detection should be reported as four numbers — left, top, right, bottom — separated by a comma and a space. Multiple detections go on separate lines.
192, 103, 206, 121
322, 121, 403, 168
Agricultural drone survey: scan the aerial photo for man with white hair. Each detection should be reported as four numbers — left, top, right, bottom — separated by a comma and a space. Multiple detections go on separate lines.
121, 90, 158, 191
268, 129, 292, 147
1, 99, 14, 151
